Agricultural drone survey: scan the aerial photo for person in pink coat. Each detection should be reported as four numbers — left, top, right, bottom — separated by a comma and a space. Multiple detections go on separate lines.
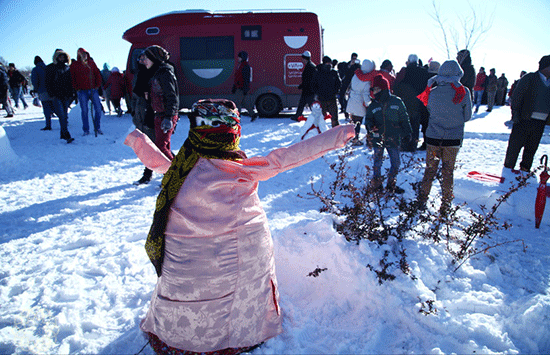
125, 99, 354, 355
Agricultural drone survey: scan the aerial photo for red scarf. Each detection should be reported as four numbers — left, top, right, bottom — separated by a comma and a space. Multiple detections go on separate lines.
354, 69, 380, 82
417, 83, 466, 106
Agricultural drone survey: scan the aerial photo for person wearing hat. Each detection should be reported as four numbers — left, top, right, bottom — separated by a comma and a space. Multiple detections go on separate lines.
290, 50, 317, 121
312, 55, 341, 127
416, 60, 472, 214
141, 45, 180, 160
45, 49, 75, 143
232, 50, 258, 121
346, 59, 378, 145
124, 98, 355, 354
337, 52, 361, 119
503, 55, 550, 173
365, 74, 411, 194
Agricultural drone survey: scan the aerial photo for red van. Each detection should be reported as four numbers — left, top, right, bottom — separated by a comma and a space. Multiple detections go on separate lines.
123, 9, 323, 116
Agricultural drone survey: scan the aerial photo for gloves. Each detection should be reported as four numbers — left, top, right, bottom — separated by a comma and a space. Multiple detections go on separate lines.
161, 118, 173, 133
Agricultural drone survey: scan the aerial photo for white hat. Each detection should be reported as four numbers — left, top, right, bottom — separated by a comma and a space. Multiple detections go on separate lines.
407, 54, 419, 64
302, 50, 311, 58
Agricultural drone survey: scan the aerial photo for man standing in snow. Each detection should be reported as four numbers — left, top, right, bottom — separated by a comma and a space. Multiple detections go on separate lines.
473, 67, 487, 113
496, 73, 509, 106
312, 55, 341, 127
485, 68, 498, 112
291, 51, 317, 121
503, 55, 550, 173
365, 74, 411, 194
232, 51, 258, 121
0, 64, 14, 118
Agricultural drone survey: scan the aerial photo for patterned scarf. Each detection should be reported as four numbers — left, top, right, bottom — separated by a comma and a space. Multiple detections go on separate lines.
146, 103, 247, 276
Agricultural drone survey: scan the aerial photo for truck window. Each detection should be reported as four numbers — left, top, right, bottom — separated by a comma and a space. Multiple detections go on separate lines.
180, 36, 234, 61
241, 25, 262, 40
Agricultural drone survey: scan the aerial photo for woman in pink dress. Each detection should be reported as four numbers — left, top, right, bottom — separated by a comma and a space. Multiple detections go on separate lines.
125, 99, 354, 355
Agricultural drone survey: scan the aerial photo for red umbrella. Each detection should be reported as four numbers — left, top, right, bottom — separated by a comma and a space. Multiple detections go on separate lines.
535, 155, 549, 229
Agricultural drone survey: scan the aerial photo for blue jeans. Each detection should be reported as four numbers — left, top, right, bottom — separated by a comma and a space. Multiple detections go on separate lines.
42, 100, 55, 128
10, 86, 28, 108
51, 97, 71, 137
473, 90, 483, 110
373, 146, 400, 181
77, 89, 103, 133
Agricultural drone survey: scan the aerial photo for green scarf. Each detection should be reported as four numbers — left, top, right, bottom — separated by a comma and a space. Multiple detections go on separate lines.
146, 125, 247, 276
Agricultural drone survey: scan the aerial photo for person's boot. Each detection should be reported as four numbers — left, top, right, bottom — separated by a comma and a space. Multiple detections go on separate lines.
386, 179, 405, 194
134, 168, 153, 185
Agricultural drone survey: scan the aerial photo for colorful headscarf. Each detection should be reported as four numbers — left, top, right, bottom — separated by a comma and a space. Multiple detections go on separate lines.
145, 99, 247, 276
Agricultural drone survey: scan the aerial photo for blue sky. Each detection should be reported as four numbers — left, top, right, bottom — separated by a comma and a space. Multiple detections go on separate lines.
1, 0, 549, 83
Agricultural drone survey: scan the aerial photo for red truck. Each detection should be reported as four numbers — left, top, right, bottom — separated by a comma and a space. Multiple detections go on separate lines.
123, 9, 323, 116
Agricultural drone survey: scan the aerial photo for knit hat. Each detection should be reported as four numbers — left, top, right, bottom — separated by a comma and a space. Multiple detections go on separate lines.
361, 59, 375, 74
428, 61, 440, 74
371, 74, 390, 91
302, 50, 311, 59
408, 54, 419, 64
238, 51, 248, 61
144, 45, 170, 63
539, 55, 550, 71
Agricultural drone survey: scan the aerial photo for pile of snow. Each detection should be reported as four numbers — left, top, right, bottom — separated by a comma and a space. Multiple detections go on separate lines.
0, 125, 18, 163
0, 98, 549, 354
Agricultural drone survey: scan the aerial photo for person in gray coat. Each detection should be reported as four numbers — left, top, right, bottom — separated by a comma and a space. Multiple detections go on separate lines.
417, 60, 472, 214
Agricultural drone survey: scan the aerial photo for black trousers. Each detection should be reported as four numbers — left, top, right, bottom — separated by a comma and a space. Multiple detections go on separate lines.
504, 118, 546, 171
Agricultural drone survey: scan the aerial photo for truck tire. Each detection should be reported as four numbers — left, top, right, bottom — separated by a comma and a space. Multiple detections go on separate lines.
256, 94, 281, 117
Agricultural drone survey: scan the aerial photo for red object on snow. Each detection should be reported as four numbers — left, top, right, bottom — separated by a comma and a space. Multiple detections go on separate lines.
297, 115, 307, 122
467, 171, 505, 183
324, 114, 332, 120
535, 155, 549, 228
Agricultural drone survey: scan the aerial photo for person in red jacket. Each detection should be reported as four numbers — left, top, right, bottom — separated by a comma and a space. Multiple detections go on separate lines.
70, 48, 104, 136
104, 67, 125, 117
472, 67, 486, 113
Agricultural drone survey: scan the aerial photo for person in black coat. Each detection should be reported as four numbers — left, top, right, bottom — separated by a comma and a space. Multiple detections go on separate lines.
457, 49, 476, 97
291, 51, 317, 121
45, 49, 75, 143
312, 56, 341, 127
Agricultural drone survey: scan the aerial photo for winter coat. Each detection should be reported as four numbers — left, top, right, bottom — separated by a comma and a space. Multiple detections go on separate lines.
299, 60, 317, 95
31, 61, 50, 101
124, 124, 355, 352
104, 71, 125, 100
45, 61, 74, 101
511, 71, 550, 123
394, 64, 430, 96
233, 60, 251, 94
473, 72, 487, 91
70, 49, 102, 91
312, 64, 341, 101
365, 93, 412, 148
346, 60, 376, 117
149, 62, 179, 120
425, 61, 472, 143
0, 67, 9, 100
8, 69, 26, 88
485, 74, 498, 92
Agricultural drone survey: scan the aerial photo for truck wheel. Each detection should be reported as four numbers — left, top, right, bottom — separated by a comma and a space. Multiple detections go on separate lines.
256, 94, 281, 117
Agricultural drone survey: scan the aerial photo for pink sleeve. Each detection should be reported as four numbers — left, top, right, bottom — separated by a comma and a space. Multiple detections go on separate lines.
240, 124, 355, 181
124, 129, 172, 174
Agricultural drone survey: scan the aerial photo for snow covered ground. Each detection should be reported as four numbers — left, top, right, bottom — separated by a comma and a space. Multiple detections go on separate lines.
1, 97, 549, 354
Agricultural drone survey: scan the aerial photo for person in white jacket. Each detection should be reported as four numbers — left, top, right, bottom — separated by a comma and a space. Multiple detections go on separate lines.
346, 59, 377, 145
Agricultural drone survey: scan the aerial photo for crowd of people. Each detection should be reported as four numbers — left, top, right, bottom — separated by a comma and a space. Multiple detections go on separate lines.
1, 48, 139, 143
290, 50, 550, 209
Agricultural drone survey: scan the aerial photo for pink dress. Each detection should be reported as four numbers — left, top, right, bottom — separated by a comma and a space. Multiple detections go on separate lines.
124, 124, 354, 352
